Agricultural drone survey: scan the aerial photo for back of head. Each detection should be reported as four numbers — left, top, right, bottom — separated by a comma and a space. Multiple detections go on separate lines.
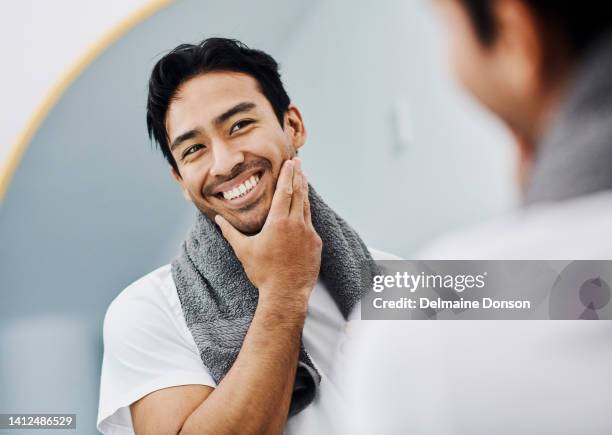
460, 0, 612, 56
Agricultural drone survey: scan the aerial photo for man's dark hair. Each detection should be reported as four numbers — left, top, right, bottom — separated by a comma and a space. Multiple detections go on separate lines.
146, 37, 290, 174
459, 0, 612, 55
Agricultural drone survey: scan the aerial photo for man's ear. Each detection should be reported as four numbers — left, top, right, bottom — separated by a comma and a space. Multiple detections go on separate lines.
284, 104, 307, 152
171, 167, 192, 202
493, 0, 543, 99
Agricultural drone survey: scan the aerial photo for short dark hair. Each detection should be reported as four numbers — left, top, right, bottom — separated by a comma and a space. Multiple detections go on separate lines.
146, 37, 291, 174
459, 0, 612, 55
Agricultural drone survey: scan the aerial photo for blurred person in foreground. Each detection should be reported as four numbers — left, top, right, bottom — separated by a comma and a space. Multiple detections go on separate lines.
343, 1, 612, 434
96, 38, 393, 435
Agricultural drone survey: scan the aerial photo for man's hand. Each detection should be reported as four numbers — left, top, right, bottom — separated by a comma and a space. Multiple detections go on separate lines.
215, 158, 322, 306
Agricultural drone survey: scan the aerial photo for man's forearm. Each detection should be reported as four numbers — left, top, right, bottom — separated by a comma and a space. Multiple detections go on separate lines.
179, 292, 308, 435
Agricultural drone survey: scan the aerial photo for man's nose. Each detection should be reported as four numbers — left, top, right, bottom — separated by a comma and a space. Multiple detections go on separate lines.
209, 142, 245, 177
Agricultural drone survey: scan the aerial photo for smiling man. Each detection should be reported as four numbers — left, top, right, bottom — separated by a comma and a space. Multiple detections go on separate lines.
96, 38, 391, 435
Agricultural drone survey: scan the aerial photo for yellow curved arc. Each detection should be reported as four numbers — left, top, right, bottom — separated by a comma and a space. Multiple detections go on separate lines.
0, 0, 174, 205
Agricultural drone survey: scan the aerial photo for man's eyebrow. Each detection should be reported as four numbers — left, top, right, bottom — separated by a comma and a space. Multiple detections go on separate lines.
170, 128, 201, 153
213, 102, 257, 127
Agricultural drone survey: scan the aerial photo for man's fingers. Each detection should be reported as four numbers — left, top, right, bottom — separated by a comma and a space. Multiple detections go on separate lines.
267, 159, 294, 221
215, 214, 245, 249
289, 158, 305, 221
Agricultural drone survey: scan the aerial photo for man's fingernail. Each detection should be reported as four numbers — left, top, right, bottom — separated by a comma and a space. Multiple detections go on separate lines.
214, 215, 223, 224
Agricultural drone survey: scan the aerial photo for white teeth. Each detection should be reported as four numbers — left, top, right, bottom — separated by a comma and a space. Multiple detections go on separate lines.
221, 174, 260, 200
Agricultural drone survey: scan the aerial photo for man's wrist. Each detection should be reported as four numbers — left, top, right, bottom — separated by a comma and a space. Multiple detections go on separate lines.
257, 289, 310, 318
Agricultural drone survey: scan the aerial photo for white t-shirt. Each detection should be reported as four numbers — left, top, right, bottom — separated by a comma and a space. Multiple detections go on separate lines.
97, 248, 394, 435
343, 191, 612, 435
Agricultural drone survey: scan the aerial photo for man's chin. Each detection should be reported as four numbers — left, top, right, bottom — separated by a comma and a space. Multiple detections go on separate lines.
200, 189, 272, 235
231, 218, 265, 235
224, 210, 268, 235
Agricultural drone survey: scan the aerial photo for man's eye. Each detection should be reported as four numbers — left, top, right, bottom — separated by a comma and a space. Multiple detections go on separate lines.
182, 144, 204, 159
230, 119, 254, 135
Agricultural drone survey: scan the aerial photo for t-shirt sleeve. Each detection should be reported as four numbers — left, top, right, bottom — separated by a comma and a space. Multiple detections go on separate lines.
97, 271, 216, 435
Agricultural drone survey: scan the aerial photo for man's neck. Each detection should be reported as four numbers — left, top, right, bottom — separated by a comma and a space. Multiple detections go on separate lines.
523, 63, 575, 147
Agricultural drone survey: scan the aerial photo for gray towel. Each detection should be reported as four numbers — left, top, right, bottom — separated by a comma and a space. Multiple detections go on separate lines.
171, 185, 375, 416
526, 29, 612, 204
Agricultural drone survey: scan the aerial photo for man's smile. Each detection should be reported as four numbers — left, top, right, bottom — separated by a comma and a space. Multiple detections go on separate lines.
208, 167, 268, 210
221, 173, 261, 200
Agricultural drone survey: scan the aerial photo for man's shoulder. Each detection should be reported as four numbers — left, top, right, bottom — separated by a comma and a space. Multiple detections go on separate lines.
98, 264, 215, 434
103, 264, 178, 339
108, 264, 173, 309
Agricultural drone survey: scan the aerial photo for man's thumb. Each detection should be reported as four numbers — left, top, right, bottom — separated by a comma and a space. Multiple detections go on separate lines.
215, 214, 244, 247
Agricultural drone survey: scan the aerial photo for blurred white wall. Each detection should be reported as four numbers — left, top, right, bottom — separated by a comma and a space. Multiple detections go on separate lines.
281, 0, 518, 256
0, 0, 153, 171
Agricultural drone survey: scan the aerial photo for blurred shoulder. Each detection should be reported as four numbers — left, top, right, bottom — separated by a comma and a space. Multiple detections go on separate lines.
417, 191, 612, 260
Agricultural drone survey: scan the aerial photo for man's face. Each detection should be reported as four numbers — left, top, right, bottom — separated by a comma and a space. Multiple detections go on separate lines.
166, 71, 305, 234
